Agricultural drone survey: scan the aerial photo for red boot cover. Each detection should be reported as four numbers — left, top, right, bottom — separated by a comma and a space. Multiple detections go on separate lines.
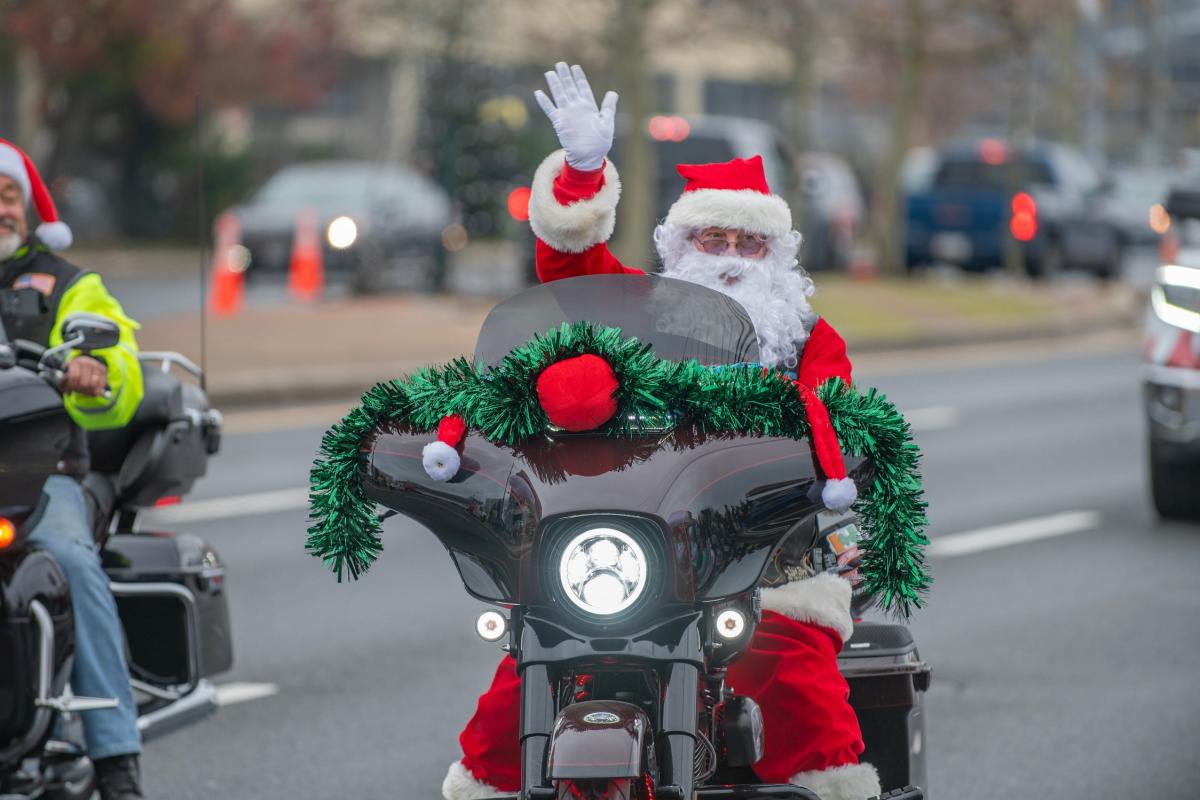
726, 611, 866, 784
457, 655, 522, 793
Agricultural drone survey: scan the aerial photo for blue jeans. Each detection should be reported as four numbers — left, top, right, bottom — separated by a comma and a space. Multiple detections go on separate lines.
27, 475, 141, 759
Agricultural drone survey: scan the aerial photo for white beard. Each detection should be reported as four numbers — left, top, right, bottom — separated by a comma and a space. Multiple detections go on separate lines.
655, 224, 817, 370
0, 232, 21, 261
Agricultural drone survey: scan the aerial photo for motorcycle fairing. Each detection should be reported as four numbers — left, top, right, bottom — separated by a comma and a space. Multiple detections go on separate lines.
364, 422, 866, 606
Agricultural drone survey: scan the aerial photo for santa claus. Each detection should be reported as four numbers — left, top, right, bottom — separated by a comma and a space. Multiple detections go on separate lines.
440, 63, 880, 800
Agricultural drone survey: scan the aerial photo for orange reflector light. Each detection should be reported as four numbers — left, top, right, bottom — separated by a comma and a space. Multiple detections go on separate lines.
155, 495, 182, 508
507, 187, 531, 222
0, 517, 15, 549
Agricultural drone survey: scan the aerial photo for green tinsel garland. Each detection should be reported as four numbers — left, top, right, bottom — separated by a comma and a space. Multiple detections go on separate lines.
307, 322, 931, 617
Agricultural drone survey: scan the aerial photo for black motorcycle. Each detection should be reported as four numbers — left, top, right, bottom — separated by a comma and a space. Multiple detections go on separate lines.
332, 276, 931, 800
0, 314, 230, 799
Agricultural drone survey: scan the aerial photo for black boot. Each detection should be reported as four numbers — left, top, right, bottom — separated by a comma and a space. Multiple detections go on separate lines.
94, 754, 145, 800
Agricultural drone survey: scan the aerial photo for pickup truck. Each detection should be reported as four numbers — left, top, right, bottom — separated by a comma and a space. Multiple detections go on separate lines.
905, 139, 1122, 278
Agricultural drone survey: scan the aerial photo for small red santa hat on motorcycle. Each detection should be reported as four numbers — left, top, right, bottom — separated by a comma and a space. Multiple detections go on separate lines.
0, 139, 72, 251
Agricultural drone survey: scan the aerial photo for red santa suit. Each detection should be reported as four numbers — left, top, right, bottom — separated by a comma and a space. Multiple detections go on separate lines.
441, 151, 880, 800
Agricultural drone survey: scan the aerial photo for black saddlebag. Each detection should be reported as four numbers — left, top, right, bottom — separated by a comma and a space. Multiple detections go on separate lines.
838, 621, 931, 793
101, 532, 233, 685
0, 548, 73, 756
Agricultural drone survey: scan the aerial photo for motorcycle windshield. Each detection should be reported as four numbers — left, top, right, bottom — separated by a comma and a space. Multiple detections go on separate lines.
364, 273, 852, 608
473, 274, 760, 366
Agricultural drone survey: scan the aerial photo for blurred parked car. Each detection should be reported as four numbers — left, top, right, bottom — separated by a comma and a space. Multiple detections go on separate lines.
227, 161, 463, 293
1143, 179, 1200, 520
1104, 165, 1173, 248
797, 152, 865, 272
905, 139, 1122, 278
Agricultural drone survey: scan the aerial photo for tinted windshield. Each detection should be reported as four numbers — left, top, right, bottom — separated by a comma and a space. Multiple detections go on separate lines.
474, 274, 759, 367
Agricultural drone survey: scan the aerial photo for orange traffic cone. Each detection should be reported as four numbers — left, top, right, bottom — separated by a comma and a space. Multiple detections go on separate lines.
209, 212, 245, 317
288, 207, 325, 302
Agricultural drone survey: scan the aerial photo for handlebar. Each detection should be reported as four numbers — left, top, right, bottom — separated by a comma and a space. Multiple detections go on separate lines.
1, 338, 110, 397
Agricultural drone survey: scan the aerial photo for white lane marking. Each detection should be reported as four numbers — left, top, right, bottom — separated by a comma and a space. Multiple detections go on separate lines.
215, 682, 279, 707
143, 487, 309, 524
905, 405, 960, 432
929, 510, 1101, 558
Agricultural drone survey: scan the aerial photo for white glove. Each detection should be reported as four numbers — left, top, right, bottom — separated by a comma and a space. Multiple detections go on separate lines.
534, 62, 618, 172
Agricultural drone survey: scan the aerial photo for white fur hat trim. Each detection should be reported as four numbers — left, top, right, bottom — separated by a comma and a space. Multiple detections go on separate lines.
665, 188, 792, 239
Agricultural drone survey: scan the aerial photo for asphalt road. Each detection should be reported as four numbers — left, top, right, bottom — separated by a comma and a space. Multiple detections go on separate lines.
136, 331, 1200, 800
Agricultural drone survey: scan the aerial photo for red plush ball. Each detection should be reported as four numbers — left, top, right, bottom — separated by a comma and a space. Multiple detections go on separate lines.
536, 354, 619, 432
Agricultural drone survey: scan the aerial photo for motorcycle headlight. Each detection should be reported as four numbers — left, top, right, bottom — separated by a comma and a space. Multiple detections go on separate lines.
558, 528, 647, 616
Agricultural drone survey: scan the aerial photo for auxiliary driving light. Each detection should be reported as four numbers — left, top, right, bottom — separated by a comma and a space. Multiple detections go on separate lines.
559, 528, 647, 616
327, 216, 358, 249
475, 610, 508, 642
716, 609, 747, 640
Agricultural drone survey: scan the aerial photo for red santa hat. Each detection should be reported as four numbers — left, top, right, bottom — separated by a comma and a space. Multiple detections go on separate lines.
0, 139, 72, 251
664, 155, 792, 239
422, 414, 467, 481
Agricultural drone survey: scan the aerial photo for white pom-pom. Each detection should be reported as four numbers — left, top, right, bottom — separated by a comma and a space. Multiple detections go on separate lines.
422, 440, 461, 481
822, 477, 857, 513
36, 221, 73, 251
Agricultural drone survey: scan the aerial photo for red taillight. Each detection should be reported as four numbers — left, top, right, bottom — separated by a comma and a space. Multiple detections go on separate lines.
154, 495, 182, 508
980, 138, 1008, 165
0, 517, 15, 549
1011, 192, 1037, 242
648, 115, 690, 142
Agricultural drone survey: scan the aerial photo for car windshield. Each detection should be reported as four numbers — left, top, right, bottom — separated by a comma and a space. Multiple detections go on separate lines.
473, 274, 760, 367
934, 157, 1055, 189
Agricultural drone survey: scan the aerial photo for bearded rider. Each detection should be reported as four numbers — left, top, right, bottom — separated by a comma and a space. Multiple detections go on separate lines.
0, 140, 148, 800
441, 64, 880, 800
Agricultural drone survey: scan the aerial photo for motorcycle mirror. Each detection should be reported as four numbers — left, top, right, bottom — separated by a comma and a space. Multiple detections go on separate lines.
60, 313, 120, 352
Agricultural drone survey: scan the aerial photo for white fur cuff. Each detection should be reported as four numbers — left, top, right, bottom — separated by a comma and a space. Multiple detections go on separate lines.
528, 149, 621, 253
790, 762, 881, 800
423, 440, 461, 481
760, 572, 854, 642
441, 760, 502, 800
822, 477, 858, 513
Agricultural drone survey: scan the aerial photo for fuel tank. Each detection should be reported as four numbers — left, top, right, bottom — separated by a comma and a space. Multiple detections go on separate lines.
363, 422, 868, 604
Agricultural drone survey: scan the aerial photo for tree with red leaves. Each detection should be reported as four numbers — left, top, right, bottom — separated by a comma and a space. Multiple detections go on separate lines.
3, 0, 342, 237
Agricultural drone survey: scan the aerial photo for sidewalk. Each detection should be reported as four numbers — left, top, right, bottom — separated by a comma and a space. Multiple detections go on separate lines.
134, 270, 1140, 407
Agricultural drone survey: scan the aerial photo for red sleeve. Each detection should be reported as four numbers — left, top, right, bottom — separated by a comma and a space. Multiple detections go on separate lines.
535, 160, 644, 284
796, 318, 852, 389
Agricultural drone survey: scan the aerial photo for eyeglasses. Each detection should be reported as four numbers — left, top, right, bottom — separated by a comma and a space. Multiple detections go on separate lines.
693, 230, 768, 257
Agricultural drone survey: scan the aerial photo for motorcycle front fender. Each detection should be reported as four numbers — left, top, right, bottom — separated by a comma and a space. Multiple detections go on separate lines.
545, 700, 649, 781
